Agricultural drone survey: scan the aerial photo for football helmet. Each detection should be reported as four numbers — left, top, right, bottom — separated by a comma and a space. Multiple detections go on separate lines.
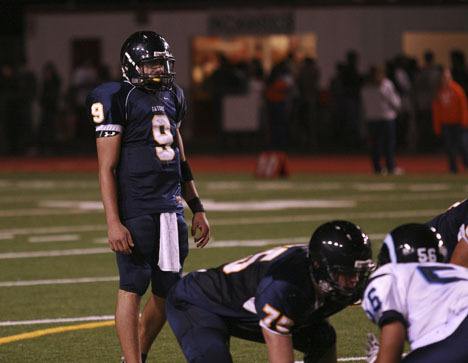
378, 223, 447, 265
120, 31, 175, 91
308, 220, 375, 303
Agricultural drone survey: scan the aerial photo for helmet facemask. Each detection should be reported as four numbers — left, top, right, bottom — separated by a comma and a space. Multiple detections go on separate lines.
122, 56, 175, 92
312, 257, 375, 303
139, 57, 175, 91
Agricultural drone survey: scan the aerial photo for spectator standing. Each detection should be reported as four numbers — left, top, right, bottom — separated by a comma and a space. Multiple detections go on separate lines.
330, 62, 347, 148
0, 64, 13, 154
414, 50, 441, 151
15, 61, 37, 155
205, 53, 248, 140
361, 66, 401, 175
294, 56, 320, 150
393, 55, 416, 151
0, 64, 20, 155
341, 50, 363, 149
38, 62, 61, 155
432, 67, 468, 173
265, 57, 295, 151
72, 59, 98, 153
450, 50, 468, 96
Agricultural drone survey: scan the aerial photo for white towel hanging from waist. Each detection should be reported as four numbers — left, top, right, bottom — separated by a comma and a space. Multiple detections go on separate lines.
158, 212, 181, 272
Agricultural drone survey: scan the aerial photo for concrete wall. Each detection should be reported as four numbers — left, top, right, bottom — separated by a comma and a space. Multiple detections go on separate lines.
26, 6, 468, 89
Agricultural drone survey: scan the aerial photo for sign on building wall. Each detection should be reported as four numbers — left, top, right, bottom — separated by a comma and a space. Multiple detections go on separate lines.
208, 11, 295, 35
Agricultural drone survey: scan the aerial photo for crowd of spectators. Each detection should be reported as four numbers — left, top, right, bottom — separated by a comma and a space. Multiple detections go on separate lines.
0, 59, 111, 156
199, 48, 468, 172
0, 49, 467, 173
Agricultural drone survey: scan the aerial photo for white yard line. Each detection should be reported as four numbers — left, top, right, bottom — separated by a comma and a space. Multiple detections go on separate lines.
0, 209, 91, 217
204, 199, 355, 211
0, 234, 386, 287
39, 201, 103, 210
0, 208, 435, 239
0, 180, 96, 190
0, 248, 109, 259
0, 224, 105, 236
407, 184, 450, 191
0, 315, 115, 327
205, 181, 344, 191
38, 199, 355, 212
0, 276, 118, 287
351, 192, 464, 202
295, 359, 365, 363
210, 209, 441, 226
0, 233, 386, 260
28, 234, 80, 243
0, 191, 464, 219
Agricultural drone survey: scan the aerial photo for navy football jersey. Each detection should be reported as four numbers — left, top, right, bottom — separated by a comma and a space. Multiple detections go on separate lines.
87, 81, 186, 219
426, 199, 468, 258
175, 245, 348, 336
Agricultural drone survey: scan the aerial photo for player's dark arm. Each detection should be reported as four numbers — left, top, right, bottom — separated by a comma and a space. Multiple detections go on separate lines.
451, 225, 468, 267
96, 135, 134, 254
376, 321, 406, 363
176, 129, 210, 248
262, 327, 294, 363
451, 242, 468, 267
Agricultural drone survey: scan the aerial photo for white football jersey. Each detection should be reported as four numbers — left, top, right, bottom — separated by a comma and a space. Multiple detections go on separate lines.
362, 263, 468, 350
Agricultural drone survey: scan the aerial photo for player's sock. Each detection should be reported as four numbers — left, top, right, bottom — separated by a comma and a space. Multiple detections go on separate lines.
141, 353, 147, 363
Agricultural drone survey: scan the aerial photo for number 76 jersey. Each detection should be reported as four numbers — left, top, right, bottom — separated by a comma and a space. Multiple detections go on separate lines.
362, 263, 468, 350
87, 81, 186, 219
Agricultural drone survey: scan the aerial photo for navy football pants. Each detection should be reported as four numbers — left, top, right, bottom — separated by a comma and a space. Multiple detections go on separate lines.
116, 212, 188, 298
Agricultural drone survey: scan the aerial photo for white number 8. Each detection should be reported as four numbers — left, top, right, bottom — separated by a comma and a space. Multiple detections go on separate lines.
91, 102, 105, 123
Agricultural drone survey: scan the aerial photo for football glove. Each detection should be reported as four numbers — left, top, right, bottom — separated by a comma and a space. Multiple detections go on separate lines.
366, 333, 380, 363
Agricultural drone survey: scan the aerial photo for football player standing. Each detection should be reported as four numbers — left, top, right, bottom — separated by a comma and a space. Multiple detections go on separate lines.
87, 31, 210, 363
165, 220, 375, 363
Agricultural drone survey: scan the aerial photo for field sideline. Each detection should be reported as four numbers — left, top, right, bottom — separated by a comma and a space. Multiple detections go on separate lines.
0, 155, 466, 362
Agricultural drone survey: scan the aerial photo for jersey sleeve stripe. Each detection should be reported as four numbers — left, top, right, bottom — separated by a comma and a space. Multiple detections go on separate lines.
378, 309, 407, 328
367, 272, 390, 284
96, 124, 123, 132
259, 320, 291, 336
124, 85, 136, 120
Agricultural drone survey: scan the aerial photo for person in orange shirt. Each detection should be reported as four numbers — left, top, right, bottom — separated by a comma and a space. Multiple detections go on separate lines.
432, 67, 468, 173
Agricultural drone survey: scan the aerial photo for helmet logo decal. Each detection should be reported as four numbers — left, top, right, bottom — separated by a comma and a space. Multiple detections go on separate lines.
383, 234, 398, 263
124, 52, 136, 66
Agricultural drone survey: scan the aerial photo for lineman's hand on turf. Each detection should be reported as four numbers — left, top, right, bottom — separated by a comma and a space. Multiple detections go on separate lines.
107, 222, 134, 254
192, 212, 210, 248
366, 333, 379, 363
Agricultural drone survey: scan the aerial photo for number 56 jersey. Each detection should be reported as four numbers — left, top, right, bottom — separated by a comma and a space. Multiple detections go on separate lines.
362, 263, 468, 350
87, 81, 186, 219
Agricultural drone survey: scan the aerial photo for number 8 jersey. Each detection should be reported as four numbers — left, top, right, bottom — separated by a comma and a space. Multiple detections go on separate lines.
87, 80, 186, 219
362, 263, 468, 350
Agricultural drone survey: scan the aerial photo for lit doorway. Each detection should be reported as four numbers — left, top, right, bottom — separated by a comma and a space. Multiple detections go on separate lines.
403, 32, 468, 67
189, 33, 317, 149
